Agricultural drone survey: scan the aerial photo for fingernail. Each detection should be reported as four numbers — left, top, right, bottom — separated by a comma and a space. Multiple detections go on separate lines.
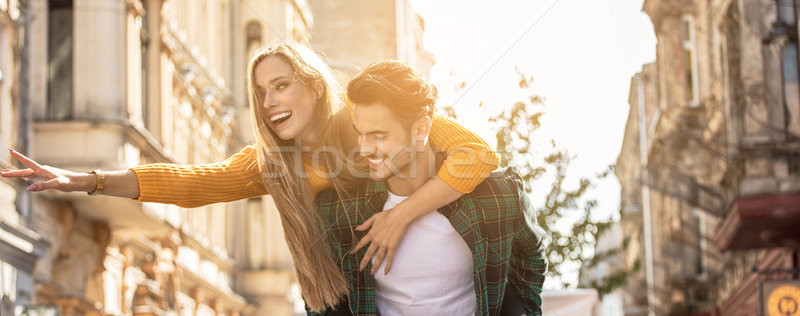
27, 184, 37, 191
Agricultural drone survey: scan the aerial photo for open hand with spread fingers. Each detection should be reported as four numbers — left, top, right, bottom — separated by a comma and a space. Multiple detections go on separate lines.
1, 148, 94, 193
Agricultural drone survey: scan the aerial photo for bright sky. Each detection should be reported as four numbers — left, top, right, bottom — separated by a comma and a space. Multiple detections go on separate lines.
411, 0, 657, 288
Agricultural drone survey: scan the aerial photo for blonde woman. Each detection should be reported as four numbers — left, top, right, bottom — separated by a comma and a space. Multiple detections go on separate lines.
1, 41, 498, 311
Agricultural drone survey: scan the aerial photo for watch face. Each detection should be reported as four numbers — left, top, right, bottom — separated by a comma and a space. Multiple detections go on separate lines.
767, 285, 800, 316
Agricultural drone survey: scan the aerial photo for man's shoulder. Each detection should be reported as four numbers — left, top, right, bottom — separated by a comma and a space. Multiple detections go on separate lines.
469, 167, 526, 198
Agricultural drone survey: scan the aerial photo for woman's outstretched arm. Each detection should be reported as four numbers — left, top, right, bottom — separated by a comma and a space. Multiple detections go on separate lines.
129, 146, 267, 207
1, 148, 141, 198
2, 146, 269, 207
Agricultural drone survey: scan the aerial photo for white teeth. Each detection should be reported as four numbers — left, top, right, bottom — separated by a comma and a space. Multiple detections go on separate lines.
367, 158, 383, 164
270, 112, 291, 123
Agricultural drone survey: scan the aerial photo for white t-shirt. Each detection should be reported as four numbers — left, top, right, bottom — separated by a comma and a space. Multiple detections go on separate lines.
372, 191, 477, 316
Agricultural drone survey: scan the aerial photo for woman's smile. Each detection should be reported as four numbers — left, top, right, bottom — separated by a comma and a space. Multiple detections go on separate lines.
269, 111, 293, 129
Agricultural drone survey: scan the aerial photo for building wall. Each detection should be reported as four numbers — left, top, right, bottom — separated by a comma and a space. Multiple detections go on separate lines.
308, 0, 434, 82
0, 2, 20, 223
9, 0, 312, 315
618, 0, 800, 315
4, 1, 433, 315
616, 62, 659, 316
0, 2, 51, 316
308, 0, 398, 77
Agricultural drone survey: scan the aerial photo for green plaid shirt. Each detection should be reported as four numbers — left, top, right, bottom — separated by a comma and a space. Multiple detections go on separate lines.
310, 167, 547, 316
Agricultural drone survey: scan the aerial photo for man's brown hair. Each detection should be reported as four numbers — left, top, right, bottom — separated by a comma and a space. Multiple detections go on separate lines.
347, 61, 438, 129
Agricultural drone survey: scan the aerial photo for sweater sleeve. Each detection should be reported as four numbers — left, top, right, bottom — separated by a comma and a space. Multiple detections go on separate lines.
429, 114, 500, 193
130, 145, 268, 208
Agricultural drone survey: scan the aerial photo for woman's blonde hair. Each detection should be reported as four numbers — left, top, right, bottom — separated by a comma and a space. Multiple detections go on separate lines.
246, 41, 353, 311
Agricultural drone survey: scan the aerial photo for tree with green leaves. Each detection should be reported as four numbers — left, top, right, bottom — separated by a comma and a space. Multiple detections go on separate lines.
441, 68, 637, 295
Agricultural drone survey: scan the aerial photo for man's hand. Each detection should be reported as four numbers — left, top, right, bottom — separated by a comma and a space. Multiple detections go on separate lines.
350, 207, 411, 275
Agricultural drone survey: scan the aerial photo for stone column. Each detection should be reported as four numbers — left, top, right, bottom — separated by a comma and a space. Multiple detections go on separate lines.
73, 0, 127, 119
144, 0, 164, 139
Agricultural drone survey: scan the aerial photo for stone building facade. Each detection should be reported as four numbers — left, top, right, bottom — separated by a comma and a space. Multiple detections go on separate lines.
1, 0, 433, 316
617, 0, 800, 315
16, 0, 314, 315
308, 0, 434, 81
1, 1, 50, 315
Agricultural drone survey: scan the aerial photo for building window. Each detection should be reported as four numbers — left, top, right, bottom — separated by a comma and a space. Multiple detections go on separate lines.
141, 7, 150, 130
681, 15, 700, 107
125, 7, 146, 127
722, 4, 745, 154
245, 198, 265, 269
245, 21, 262, 109
0, 24, 6, 152
47, 0, 74, 120
781, 45, 799, 133
777, 0, 800, 139
245, 21, 262, 64
778, 0, 796, 25
692, 208, 706, 276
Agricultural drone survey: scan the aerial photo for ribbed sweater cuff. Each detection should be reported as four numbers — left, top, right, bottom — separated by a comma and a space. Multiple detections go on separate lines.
437, 149, 500, 194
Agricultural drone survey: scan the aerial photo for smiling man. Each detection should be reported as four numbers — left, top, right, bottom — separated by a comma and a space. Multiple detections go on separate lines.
310, 61, 547, 316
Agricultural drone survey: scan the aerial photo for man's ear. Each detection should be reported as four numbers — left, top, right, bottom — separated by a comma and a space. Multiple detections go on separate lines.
413, 116, 433, 143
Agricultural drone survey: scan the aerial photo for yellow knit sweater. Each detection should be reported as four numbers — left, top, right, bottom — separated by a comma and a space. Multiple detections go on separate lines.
130, 114, 499, 208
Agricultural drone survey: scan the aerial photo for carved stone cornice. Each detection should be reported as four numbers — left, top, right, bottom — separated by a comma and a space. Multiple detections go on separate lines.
126, 0, 145, 17
33, 281, 103, 316
132, 281, 166, 316
643, 0, 698, 33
